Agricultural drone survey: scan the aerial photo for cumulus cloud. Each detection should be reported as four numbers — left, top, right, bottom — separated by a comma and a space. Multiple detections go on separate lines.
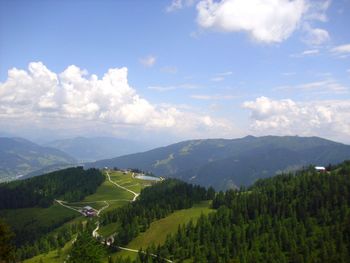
243, 96, 350, 141
195, 0, 330, 44
139, 55, 156, 67
196, 0, 307, 43
0, 62, 237, 138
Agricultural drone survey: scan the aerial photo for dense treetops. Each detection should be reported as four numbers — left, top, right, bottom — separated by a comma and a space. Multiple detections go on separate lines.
0, 167, 104, 209
68, 231, 106, 263
127, 161, 350, 263
0, 219, 15, 262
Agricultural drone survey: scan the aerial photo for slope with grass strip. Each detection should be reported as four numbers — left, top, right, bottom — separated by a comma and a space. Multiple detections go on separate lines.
113, 201, 214, 260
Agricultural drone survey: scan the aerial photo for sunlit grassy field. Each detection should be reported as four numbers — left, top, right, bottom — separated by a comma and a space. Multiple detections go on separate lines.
113, 201, 214, 261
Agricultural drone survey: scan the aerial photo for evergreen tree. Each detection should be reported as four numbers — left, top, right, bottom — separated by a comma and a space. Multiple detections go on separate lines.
68, 231, 106, 263
0, 219, 15, 262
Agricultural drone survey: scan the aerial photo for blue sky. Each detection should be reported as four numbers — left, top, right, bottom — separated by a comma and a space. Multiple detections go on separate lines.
0, 0, 350, 144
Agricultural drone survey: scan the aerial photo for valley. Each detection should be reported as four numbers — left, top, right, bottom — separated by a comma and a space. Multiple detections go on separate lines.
1, 160, 349, 262
7, 169, 210, 263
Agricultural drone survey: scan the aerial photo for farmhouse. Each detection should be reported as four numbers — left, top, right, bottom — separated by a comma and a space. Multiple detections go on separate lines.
82, 206, 96, 217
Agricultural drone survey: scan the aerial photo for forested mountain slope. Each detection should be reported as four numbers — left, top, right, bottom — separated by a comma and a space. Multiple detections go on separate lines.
0, 167, 104, 209
89, 136, 350, 189
0, 167, 104, 251
124, 161, 350, 263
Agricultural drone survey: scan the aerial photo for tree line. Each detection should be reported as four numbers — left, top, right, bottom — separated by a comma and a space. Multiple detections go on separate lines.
0, 167, 104, 209
128, 161, 350, 263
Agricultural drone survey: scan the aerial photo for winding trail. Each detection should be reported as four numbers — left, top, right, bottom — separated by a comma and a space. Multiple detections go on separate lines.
57, 170, 172, 262
106, 171, 139, 202
97, 201, 109, 216
55, 200, 84, 215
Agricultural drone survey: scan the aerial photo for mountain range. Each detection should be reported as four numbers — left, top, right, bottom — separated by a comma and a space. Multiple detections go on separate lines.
45, 137, 152, 162
88, 135, 350, 190
0, 137, 76, 182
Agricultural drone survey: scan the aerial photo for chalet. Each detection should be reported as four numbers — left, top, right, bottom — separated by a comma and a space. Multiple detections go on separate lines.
315, 166, 326, 173
82, 206, 96, 217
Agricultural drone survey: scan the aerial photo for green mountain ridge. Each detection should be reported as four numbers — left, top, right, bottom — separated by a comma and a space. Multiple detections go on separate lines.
0, 137, 77, 182
88, 135, 350, 189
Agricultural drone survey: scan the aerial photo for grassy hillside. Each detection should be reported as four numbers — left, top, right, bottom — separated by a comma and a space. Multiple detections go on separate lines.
66, 171, 155, 213
113, 201, 214, 261
88, 136, 350, 190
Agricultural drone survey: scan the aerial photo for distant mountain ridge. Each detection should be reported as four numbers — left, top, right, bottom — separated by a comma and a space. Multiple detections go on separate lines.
88, 136, 350, 190
0, 137, 76, 182
45, 136, 152, 162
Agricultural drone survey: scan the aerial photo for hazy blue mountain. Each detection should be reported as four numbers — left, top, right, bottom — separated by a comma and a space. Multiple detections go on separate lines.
88, 136, 350, 189
45, 137, 152, 162
0, 137, 76, 182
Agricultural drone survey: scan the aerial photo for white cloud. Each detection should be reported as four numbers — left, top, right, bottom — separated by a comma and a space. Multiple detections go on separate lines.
331, 44, 350, 56
0, 62, 238, 139
210, 71, 233, 81
211, 76, 225, 82
216, 71, 233, 76
302, 49, 319, 55
196, 0, 307, 43
243, 96, 350, 141
195, 0, 331, 44
276, 79, 348, 94
139, 55, 156, 67
303, 0, 331, 22
302, 24, 330, 45
166, 0, 196, 12
290, 49, 320, 57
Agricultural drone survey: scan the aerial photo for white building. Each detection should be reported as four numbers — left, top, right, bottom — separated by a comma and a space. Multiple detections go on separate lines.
315, 166, 326, 172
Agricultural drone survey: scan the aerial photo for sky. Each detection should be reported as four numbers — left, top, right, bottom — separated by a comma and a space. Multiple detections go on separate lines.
0, 0, 350, 145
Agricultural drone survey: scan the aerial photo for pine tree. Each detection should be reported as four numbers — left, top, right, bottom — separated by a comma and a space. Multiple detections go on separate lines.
68, 231, 106, 263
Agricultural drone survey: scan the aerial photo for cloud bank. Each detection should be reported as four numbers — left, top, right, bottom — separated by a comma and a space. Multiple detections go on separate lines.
0, 62, 236, 139
243, 96, 350, 142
